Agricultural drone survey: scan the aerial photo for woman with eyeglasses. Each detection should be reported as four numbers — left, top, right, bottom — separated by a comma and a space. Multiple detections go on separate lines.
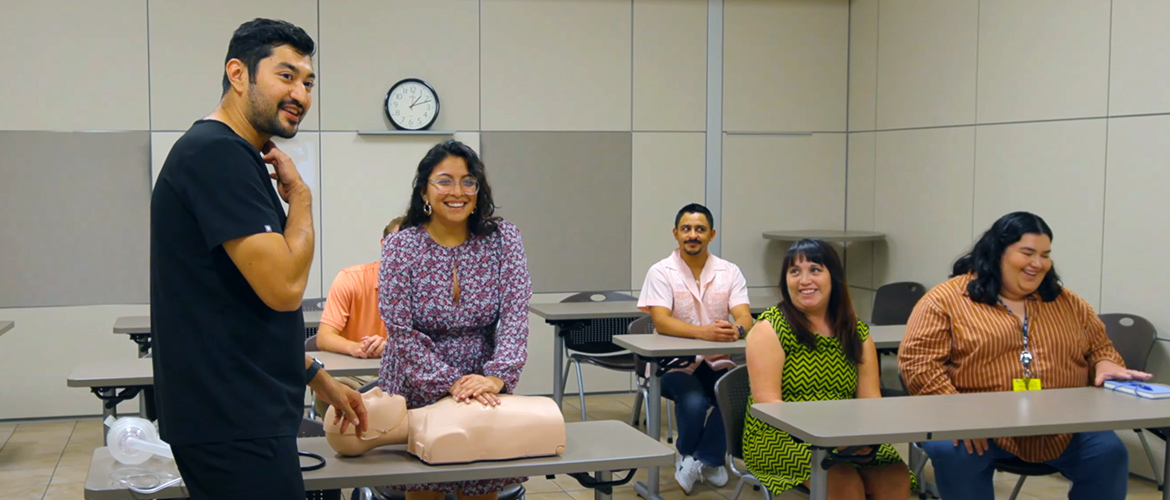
376, 140, 533, 500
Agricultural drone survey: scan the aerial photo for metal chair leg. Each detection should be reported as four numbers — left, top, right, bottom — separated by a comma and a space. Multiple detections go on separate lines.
1008, 475, 1027, 500
631, 385, 645, 427
574, 360, 587, 421
666, 400, 674, 444
1138, 429, 1164, 488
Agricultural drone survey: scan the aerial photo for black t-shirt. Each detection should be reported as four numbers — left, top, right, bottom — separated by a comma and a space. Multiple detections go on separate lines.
150, 120, 305, 446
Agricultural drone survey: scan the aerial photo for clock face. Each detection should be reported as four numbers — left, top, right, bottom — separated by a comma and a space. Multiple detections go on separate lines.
384, 79, 439, 130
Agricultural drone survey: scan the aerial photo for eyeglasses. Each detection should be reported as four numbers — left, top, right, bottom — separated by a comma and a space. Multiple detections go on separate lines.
429, 177, 479, 195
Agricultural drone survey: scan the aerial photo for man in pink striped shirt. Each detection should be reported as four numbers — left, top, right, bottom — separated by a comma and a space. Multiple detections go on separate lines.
637, 203, 754, 494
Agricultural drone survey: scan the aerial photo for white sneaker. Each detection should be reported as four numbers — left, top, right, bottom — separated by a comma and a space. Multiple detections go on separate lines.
674, 455, 702, 494
701, 463, 728, 487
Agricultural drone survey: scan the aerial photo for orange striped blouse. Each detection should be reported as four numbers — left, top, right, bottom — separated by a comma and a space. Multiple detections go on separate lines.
897, 273, 1125, 462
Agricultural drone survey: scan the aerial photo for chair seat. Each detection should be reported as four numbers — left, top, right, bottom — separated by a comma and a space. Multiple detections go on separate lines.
994, 457, 1059, 476
570, 352, 637, 371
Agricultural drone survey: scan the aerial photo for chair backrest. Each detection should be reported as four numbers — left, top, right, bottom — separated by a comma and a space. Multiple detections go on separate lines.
560, 292, 639, 355
870, 281, 926, 325
714, 365, 752, 460
299, 417, 326, 437
627, 315, 655, 334
305, 335, 318, 352
1100, 313, 1157, 372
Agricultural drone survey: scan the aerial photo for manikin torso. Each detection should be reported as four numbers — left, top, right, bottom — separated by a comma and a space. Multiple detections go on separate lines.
324, 387, 566, 464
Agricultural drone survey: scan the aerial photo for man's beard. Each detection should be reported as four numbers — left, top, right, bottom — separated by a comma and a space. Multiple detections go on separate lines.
247, 85, 301, 139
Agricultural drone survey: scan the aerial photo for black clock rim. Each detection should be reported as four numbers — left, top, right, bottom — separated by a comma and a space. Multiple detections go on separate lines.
384, 78, 441, 131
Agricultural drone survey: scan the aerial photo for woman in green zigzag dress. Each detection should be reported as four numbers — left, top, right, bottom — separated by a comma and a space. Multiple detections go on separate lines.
743, 239, 914, 499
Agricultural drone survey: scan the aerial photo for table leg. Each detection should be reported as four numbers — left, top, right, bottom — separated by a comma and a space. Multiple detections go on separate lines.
809, 448, 828, 500
553, 326, 565, 409
634, 359, 664, 500
593, 470, 613, 500
98, 388, 117, 446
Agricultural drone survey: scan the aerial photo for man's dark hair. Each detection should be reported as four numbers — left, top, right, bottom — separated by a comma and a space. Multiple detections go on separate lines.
674, 203, 714, 229
221, 18, 315, 96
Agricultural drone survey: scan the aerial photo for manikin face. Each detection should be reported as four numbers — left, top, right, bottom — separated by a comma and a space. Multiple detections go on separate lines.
999, 233, 1053, 300
786, 257, 832, 316
424, 156, 478, 225
672, 212, 714, 257
242, 44, 314, 139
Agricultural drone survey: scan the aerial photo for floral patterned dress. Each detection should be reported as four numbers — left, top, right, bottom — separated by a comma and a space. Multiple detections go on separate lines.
378, 221, 533, 494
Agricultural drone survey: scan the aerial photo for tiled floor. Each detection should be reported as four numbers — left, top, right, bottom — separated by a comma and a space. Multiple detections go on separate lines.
0, 394, 1163, 499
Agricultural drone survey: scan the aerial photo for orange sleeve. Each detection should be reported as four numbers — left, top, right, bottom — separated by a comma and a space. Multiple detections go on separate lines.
898, 295, 960, 396
320, 271, 356, 333
1076, 295, 1126, 373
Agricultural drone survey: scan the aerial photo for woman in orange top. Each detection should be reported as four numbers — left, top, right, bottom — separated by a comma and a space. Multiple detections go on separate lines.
898, 211, 1151, 500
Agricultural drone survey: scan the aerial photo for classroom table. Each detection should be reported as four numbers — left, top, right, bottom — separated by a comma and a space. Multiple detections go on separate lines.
750, 387, 1170, 500
612, 334, 747, 500
67, 351, 379, 443
529, 289, 779, 412
83, 420, 674, 500
112, 311, 324, 357
0, 320, 13, 337
761, 230, 886, 243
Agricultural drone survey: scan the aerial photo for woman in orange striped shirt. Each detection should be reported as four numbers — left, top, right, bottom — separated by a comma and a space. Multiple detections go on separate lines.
898, 211, 1151, 500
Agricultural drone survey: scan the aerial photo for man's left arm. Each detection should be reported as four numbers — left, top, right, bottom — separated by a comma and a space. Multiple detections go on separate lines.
306, 356, 369, 435
728, 267, 754, 335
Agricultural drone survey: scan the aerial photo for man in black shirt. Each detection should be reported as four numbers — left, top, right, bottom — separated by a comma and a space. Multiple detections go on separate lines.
150, 18, 367, 499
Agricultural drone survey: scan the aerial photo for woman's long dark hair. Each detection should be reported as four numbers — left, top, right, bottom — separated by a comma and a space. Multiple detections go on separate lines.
777, 239, 862, 365
401, 140, 501, 237
951, 211, 1063, 305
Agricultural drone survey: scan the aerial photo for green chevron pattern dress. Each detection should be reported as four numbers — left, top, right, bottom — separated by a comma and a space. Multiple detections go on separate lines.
742, 306, 916, 495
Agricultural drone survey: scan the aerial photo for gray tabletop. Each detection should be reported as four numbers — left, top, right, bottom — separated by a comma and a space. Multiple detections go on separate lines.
83, 420, 674, 500
614, 334, 745, 357
867, 324, 905, 350
113, 311, 323, 334
530, 289, 780, 322
68, 351, 380, 388
762, 230, 886, 243
0, 321, 13, 337
750, 387, 1170, 448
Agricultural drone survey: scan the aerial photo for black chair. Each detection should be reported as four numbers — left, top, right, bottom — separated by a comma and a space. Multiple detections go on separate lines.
559, 292, 640, 421
870, 282, 925, 326
1100, 312, 1162, 489
713, 365, 776, 500
304, 297, 326, 340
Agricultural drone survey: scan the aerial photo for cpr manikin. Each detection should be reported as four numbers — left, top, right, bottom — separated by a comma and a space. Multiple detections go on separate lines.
324, 387, 567, 464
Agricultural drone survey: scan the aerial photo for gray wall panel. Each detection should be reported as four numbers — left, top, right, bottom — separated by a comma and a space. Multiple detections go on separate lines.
481, 132, 632, 293
0, 132, 150, 307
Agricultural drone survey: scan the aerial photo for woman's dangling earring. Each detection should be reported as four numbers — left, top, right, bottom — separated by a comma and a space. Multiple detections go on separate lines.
423, 201, 432, 215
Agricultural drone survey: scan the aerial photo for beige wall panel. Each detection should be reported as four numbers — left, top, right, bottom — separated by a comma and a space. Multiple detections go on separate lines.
0, 0, 148, 130
846, 133, 877, 290
977, 0, 1110, 123
633, 0, 707, 132
1102, 116, 1170, 340
724, 0, 849, 132
1109, 0, 1170, 116
848, 0, 879, 132
876, 0, 978, 129
481, 0, 632, 131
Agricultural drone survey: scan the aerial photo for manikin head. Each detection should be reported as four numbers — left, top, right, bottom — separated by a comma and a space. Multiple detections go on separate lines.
323, 387, 408, 456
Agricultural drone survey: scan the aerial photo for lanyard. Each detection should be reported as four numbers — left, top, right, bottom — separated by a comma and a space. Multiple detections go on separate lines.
1000, 299, 1033, 379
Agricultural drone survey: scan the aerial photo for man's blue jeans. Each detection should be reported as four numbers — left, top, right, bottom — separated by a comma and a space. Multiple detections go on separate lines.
661, 366, 726, 467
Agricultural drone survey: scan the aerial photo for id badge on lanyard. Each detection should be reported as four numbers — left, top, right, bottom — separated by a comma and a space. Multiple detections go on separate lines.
1003, 300, 1041, 391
